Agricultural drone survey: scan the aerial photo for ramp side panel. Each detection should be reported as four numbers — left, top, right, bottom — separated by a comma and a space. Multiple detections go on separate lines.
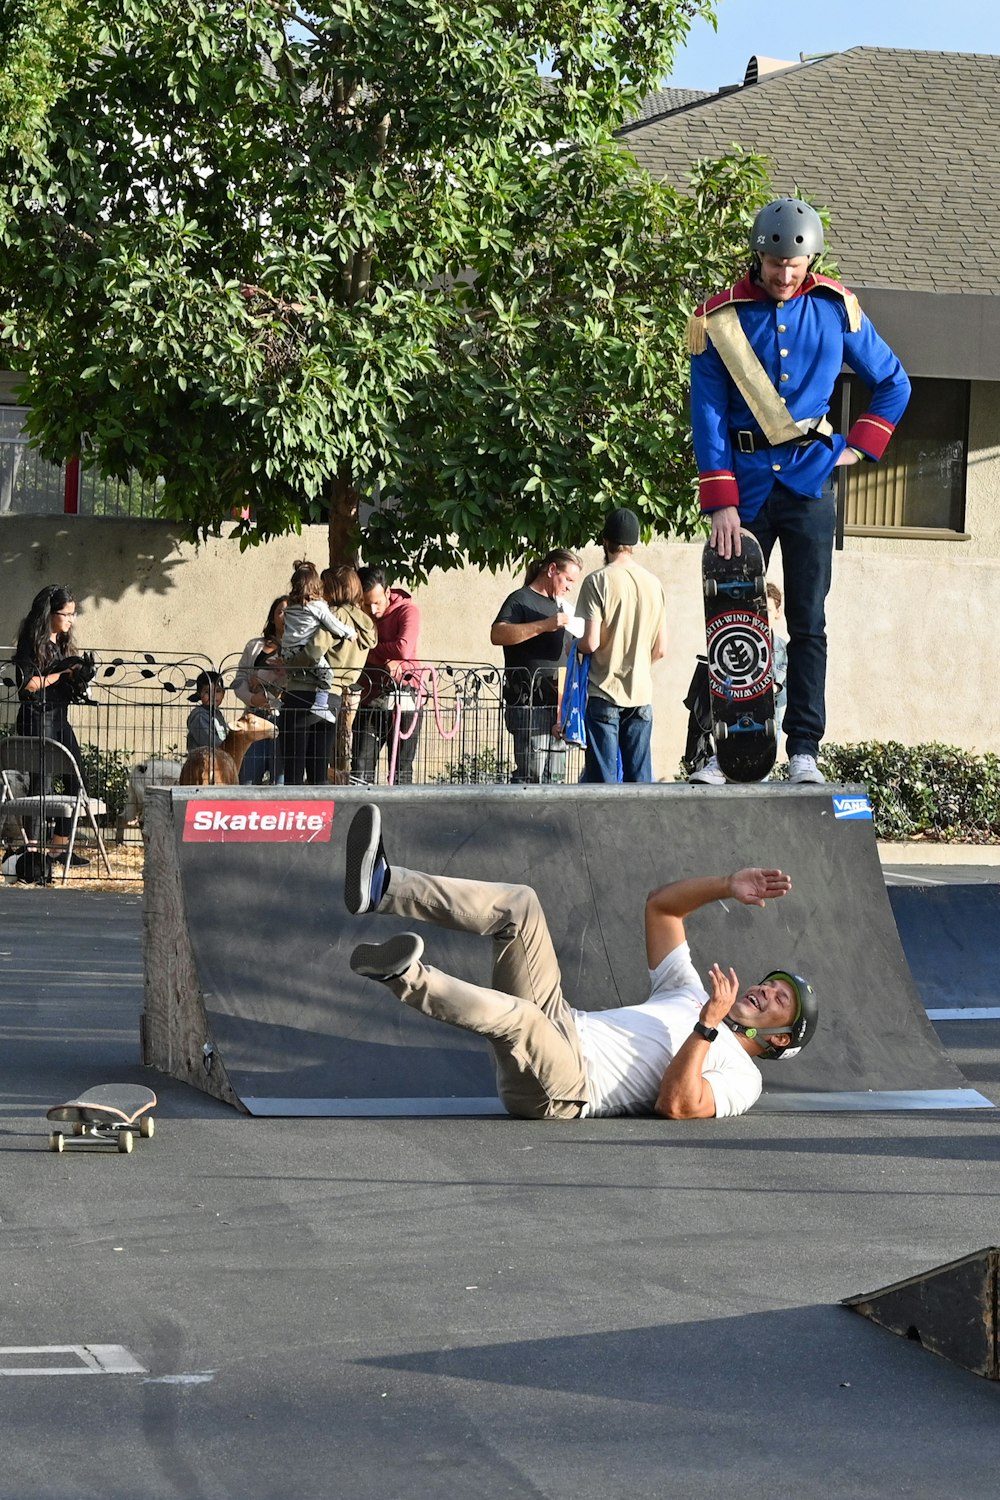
888, 886, 1000, 1009
165, 784, 976, 1111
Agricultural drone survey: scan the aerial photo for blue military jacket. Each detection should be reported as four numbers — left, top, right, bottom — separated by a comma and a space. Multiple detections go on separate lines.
689, 273, 910, 522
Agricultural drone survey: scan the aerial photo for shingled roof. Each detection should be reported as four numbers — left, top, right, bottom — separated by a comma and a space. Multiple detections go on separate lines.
622, 86, 709, 124
620, 47, 1000, 296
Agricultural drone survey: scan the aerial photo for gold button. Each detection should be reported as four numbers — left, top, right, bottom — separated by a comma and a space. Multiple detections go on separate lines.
780, 396, 787, 404
780, 373, 789, 382
780, 348, 789, 357
772, 463, 781, 472
777, 301, 784, 308
778, 324, 787, 332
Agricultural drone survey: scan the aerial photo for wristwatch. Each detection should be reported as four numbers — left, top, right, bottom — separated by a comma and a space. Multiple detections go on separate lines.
693, 1021, 718, 1042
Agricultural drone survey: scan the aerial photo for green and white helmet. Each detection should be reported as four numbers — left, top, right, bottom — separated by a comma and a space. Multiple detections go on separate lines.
750, 199, 824, 260
724, 970, 818, 1061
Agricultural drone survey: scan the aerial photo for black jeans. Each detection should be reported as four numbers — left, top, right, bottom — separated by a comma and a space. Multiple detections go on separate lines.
352, 705, 421, 785
745, 480, 836, 760
278, 691, 340, 785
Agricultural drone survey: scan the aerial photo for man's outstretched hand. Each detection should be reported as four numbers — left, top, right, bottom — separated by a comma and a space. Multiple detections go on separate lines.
727, 868, 792, 908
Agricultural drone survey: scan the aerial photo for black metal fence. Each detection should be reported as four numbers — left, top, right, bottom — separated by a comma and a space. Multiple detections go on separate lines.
0, 651, 585, 879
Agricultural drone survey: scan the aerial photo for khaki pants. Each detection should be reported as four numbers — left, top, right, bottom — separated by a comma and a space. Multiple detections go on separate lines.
380, 868, 589, 1120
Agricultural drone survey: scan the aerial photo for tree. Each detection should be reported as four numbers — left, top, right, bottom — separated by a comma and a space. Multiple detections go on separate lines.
0, 0, 770, 577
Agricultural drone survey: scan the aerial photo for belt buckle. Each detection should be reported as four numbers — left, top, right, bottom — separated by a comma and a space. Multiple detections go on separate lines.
736, 430, 754, 454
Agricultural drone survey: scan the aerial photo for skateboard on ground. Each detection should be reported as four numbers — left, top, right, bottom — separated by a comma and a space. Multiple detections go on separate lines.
47, 1084, 157, 1154
701, 531, 777, 782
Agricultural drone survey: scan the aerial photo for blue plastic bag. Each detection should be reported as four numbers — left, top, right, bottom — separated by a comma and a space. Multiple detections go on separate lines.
560, 649, 589, 748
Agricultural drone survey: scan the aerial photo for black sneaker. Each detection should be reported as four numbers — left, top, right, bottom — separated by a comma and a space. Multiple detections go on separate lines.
344, 804, 390, 915
51, 849, 90, 867
350, 933, 423, 981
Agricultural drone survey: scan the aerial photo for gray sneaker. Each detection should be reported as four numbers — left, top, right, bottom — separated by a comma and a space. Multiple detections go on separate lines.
788, 754, 825, 785
310, 706, 339, 725
689, 756, 727, 786
344, 803, 390, 914
350, 932, 423, 981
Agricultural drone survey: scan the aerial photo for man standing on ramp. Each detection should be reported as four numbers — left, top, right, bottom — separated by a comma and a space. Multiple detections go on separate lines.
688, 197, 910, 787
344, 805, 817, 1120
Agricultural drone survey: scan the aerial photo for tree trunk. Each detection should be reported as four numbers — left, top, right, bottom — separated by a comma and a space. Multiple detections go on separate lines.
327, 467, 360, 566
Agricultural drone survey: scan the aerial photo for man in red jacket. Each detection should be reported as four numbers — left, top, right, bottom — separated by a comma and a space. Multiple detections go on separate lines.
351, 566, 423, 784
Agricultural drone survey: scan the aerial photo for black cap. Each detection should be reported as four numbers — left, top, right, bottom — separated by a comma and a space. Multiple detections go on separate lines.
602, 507, 641, 546
189, 671, 225, 703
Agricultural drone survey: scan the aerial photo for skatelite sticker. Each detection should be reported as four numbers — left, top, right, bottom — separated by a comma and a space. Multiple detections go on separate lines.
182, 799, 334, 842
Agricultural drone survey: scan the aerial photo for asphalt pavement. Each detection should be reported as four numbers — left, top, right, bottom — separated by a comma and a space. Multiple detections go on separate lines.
1, 854, 999, 1500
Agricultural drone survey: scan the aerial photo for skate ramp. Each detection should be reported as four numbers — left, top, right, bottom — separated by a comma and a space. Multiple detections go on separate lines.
889, 885, 1000, 1014
142, 784, 993, 1115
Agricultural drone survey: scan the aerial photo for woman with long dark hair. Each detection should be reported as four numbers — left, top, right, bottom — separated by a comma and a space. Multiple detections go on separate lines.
12, 584, 95, 866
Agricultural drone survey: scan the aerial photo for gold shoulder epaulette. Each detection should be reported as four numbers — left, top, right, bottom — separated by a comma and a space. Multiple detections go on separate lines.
687, 311, 708, 355
811, 273, 863, 332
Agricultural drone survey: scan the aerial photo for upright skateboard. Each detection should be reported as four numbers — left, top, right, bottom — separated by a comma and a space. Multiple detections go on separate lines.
47, 1084, 157, 1154
701, 531, 777, 782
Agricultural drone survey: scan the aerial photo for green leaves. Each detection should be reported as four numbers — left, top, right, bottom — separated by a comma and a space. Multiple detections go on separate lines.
0, 0, 770, 571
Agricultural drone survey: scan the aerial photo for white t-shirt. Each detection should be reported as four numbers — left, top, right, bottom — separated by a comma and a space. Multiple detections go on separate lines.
571, 942, 763, 1118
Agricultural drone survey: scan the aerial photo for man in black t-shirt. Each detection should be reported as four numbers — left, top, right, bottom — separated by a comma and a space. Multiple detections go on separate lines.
490, 548, 582, 782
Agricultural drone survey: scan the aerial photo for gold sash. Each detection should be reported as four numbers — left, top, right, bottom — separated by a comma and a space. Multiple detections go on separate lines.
705, 306, 834, 448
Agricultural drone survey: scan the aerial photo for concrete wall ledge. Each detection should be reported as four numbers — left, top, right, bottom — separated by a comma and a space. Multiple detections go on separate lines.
878, 843, 1000, 866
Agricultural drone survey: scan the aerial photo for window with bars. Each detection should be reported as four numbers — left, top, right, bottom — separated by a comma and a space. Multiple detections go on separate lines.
838, 376, 969, 535
0, 406, 164, 519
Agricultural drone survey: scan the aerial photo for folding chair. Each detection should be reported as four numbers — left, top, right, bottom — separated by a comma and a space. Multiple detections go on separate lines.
0, 735, 112, 883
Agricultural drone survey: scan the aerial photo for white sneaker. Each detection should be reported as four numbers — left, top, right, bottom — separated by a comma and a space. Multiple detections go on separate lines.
788, 754, 825, 785
689, 756, 727, 786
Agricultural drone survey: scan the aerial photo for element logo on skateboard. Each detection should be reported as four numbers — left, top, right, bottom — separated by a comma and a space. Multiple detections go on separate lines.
706, 612, 773, 702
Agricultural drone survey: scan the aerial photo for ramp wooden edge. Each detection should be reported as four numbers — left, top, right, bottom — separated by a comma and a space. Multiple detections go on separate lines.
142, 789, 244, 1111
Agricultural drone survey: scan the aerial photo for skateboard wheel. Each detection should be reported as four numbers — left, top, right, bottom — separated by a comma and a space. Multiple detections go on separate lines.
754, 574, 766, 594
139, 1116, 155, 1140
703, 579, 718, 599
72, 1121, 86, 1136
713, 721, 729, 743
765, 718, 777, 742
117, 1130, 134, 1155
49, 1132, 64, 1153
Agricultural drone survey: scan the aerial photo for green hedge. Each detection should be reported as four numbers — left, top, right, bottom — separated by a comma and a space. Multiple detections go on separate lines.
817, 741, 1000, 843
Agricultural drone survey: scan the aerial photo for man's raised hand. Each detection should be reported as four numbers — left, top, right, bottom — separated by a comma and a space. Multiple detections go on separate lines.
728, 868, 792, 908
704, 963, 740, 1027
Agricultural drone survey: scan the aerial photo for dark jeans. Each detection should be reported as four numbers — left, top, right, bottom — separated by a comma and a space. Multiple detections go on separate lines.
582, 699, 653, 783
352, 705, 421, 785
278, 691, 339, 785
745, 480, 836, 760
238, 735, 282, 786
504, 703, 559, 783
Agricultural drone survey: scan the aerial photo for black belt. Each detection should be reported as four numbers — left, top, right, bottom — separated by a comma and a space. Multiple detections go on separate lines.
732, 428, 818, 454
734, 426, 839, 453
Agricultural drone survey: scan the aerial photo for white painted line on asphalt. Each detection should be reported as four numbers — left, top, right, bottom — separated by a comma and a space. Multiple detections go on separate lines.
144, 1372, 215, 1385
927, 1007, 1000, 1021
0, 1345, 147, 1376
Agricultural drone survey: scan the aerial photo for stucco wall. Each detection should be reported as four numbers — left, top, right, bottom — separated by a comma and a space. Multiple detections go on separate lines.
3, 501, 996, 776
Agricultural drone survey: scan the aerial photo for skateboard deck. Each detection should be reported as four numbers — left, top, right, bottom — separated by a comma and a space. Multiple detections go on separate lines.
47, 1083, 156, 1154
702, 531, 777, 782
